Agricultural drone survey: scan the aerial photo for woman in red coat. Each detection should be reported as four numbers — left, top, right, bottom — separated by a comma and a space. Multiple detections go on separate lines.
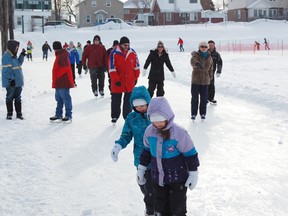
50, 41, 74, 123
108, 36, 140, 123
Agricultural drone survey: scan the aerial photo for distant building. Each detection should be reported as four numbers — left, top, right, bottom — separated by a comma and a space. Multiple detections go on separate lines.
75, 0, 124, 27
227, 0, 288, 22
123, 0, 152, 24
14, 0, 52, 31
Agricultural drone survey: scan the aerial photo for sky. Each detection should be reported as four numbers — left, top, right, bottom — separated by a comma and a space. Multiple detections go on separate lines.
0, 20, 288, 216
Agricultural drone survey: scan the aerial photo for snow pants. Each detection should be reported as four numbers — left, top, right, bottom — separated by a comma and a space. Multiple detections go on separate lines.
148, 79, 164, 98
89, 67, 105, 93
153, 182, 187, 216
208, 75, 215, 102
55, 88, 72, 118
138, 169, 154, 214
111, 92, 131, 120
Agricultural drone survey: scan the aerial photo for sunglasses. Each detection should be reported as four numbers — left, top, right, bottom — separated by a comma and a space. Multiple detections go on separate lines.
200, 46, 208, 48
158, 46, 163, 48
123, 43, 130, 47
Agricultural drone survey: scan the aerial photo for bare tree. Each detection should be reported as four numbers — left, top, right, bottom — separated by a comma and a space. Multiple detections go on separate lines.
54, 0, 63, 20
62, 0, 77, 20
0, 0, 8, 54
8, 0, 14, 39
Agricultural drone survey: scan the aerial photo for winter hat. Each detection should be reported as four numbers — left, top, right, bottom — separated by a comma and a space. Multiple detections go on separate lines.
157, 41, 164, 47
7, 40, 20, 56
120, 36, 130, 45
208, 40, 215, 44
93, 35, 101, 42
199, 41, 208, 48
149, 112, 167, 122
87, 40, 91, 44
113, 40, 119, 46
53, 41, 62, 50
133, 98, 147, 107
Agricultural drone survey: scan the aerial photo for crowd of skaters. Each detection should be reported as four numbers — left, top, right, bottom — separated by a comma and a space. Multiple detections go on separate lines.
2, 36, 223, 215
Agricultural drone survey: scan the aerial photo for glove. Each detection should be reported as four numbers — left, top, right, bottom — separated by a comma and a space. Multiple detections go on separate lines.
171, 71, 176, 78
196, 61, 203, 69
216, 72, 221, 78
76, 64, 79, 68
111, 144, 122, 162
83, 64, 87, 70
142, 69, 147, 77
20, 49, 26, 56
115, 81, 121, 87
10, 79, 16, 87
185, 171, 198, 190
137, 164, 147, 185
135, 80, 137, 85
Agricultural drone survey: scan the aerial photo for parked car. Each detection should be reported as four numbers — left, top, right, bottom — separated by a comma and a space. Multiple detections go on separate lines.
105, 18, 125, 24
44, 20, 76, 27
132, 20, 147, 26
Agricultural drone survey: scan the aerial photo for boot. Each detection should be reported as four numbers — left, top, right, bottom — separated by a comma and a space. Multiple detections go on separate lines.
15, 101, 24, 120
6, 101, 13, 120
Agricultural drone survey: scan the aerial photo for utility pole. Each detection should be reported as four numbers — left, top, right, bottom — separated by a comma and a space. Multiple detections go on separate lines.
0, 0, 8, 54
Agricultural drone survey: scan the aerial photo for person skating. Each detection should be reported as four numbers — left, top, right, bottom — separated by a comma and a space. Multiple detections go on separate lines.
111, 86, 154, 215
137, 96, 200, 216
107, 40, 119, 93
108, 36, 140, 123
67, 41, 80, 87
83, 40, 91, 74
177, 37, 184, 52
207, 40, 223, 105
76, 42, 83, 78
26, 41, 33, 61
190, 41, 213, 120
142, 41, 175, 97
82, 35, 107, 97
42, 41, 52, 61
50, 41, 74, 123
2, 40, 26, 120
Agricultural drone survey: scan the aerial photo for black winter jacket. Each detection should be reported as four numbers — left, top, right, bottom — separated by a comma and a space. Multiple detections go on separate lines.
209, 48, 223, 74
143, 49, 174, 81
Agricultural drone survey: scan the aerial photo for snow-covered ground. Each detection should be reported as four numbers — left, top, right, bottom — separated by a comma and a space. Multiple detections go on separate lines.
0, 20, 288, 216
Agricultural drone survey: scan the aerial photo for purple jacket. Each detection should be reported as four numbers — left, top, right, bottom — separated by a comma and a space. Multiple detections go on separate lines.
140, 97, 200, 186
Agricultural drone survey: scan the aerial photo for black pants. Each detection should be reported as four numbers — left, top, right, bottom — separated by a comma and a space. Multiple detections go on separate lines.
111, 92, 131, 120
139, 169, 154, 214
148, 79, 164, 98
208, 76, 215, 101
70, 63, 76, 84
191, 84, 208, 117
77, 61, 83, 75
89, 67, 105, 92
27, 53, 32, 60
153, 182, 187, 216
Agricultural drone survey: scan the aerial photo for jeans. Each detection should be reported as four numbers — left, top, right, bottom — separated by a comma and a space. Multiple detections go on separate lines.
55, 88, 72, 118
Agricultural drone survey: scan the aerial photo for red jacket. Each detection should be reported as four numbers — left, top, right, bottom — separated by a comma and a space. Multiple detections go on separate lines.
108, 46, 140, 93
52, 49, 74, 89
82, 44, 107, 69
177, 38, 184, 45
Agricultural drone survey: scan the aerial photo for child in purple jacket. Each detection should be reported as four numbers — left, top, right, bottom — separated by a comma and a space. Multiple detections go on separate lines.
137, 96, 200, 215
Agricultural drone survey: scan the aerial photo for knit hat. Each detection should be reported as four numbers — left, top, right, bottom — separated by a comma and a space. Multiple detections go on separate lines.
133, 99, 147, 107
157, 41, 164, 47
87, 40, 91, 44
93, 35, 101, 42
199, 41, 208, 48
120, 36, 130, 45
53, 41, 62, 50
208, 40, 215, 44
149, 112, 167, 122
69, 41, 74, 45
113, 40, 119, 46
7, 40, 20, 56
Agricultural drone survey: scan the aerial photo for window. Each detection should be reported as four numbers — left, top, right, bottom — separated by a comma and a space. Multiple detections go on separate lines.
166, 13, 171, 21
190, 0, 197, 3
189, 12, 198, 21
91, 0, 97, 7
86, 15, 91, 23
254, 9, 258, 17
44, 1, 49, 5
169, 0, 174, 3
17, 17, 22, 25
237, 10, 241, 19
106, 1, 111, 7
28, 0, 38, 4
16, 0, 23, 3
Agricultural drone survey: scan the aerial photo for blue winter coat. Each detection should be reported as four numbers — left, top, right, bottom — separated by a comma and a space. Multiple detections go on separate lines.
140, 97, 200, 186
115, 85, 151, 167
67, 47, 79, 65
2, 50, 24, 88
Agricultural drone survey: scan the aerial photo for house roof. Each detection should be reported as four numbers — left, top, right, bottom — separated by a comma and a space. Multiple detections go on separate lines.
152, 0, 202, 13
247, 0, 270, 9
124, 0, 151, 9
228, 0, 288, 10
75, 0, 124, 8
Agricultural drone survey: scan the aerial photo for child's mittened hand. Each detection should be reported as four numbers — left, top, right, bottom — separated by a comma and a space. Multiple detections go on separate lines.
111, 144, 122, 162
136, 164, 147, 185
185, 171, 198, 190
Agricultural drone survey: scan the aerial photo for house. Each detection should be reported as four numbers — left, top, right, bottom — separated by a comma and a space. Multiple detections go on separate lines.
201, 10, 226, 23
75, 0, 124, 27
150, 0, 204, 26
14, 0, 52, 32
227, 0, 288, 22
123, 0, 152, 23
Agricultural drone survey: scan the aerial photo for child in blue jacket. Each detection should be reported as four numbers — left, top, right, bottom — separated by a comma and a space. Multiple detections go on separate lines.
137, 97, 200, 215
111, 85, 154, 215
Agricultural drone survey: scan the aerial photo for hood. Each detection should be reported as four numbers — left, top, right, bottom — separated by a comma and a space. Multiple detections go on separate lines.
130, 86, 151, 110
147, 97, 175, 130
7, 40, 20, 56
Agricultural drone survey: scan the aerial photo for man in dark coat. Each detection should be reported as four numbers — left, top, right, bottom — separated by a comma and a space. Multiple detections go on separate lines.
42, 41, 52, 61
207, 40, 223, 105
